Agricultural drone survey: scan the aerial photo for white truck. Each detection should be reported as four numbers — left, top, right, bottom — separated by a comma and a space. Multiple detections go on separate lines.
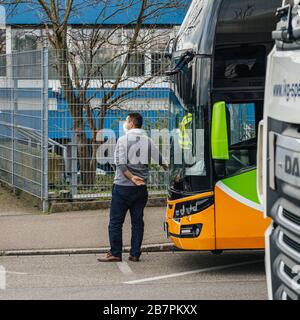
258, 0, 300, 300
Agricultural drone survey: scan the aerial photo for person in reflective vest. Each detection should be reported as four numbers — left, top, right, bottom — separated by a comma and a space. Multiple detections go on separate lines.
178, 111, 193, 150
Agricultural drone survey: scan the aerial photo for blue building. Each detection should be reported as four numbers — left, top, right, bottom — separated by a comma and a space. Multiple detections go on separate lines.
0, 1, 190, 140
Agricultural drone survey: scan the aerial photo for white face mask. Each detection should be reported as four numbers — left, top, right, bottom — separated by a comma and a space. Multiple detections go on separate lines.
123, 122, 129, 133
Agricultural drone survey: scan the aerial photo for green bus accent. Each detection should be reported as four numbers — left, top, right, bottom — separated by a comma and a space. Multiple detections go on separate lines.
221, 169, 260, 204
211, 101, 229, 160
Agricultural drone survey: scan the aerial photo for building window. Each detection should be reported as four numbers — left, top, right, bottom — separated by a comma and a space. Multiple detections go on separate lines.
48, 49, 59, 80
12, 50, 42, 79
12, 29, 42, 52
0, 29, 6, 76
78, 49, 123, 80
68, 28, 124, 81
127, 52, 145, 77
151, 52, 169, 76
11, 29, 43, 79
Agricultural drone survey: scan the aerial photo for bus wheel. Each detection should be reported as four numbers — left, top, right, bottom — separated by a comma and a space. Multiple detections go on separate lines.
211, 250, 223, 255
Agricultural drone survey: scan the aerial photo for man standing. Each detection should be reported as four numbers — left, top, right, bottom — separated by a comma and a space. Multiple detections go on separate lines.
98, 113, 166, 262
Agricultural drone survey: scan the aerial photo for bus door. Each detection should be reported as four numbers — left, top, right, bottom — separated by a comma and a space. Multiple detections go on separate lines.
212, 100, 271, 249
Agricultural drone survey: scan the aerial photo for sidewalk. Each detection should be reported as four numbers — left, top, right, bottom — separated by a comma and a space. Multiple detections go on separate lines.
0, 205, 170, 253
0, 184, 171, 254
0, 185, 40, 217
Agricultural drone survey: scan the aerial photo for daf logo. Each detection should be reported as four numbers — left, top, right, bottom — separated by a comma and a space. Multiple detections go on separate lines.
285, 155, 300, 177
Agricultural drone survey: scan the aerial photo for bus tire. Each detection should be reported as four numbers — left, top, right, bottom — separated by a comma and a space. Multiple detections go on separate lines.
211, 250, 223, 255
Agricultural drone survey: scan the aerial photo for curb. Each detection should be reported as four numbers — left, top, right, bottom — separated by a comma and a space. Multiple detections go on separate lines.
0, 243, 182, 257
50, 198, 167, 213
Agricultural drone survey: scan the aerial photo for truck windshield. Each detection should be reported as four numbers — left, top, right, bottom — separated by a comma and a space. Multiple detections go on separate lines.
169, 57, 211, 194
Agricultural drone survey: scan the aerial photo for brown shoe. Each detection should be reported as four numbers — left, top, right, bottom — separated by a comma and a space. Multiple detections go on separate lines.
97, 252, 121, 262
128, 255, 140, 262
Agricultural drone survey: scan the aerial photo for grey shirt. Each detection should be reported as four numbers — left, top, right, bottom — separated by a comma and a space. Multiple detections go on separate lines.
114, 129, 162, 186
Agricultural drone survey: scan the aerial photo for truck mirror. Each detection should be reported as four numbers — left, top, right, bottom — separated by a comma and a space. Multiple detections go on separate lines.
211, 101, 229, 160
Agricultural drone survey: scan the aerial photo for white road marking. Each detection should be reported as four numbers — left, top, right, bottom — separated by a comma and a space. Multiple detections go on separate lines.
0, 270, 28, 275
175, 278, 266, 284
117, 262, 134, 275
124, 259, 263, 284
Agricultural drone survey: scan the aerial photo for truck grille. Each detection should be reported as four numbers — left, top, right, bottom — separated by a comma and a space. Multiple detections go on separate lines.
267, 121, 300, 300
282, 290, 293, 300
282, 208, 300, 227
283, 234, 300, 255
283, 264, 300, 285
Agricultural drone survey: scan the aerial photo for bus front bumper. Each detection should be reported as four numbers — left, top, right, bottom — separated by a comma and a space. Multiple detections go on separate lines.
165, 200, 216, 251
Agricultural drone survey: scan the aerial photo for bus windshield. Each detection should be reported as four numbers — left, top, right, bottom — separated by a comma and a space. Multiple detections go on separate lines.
169, 57, 211, 195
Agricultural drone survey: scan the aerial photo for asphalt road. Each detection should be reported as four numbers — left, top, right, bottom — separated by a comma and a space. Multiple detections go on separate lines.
0, 250, 268, 300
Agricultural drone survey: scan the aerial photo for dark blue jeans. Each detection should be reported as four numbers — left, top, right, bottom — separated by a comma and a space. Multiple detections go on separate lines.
109, 184, 148, 258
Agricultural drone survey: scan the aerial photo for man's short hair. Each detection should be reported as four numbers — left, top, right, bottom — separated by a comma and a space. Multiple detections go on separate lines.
128, 113, 143, 128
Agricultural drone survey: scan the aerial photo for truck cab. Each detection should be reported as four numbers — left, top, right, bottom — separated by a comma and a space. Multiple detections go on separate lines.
259, 0, 300, 300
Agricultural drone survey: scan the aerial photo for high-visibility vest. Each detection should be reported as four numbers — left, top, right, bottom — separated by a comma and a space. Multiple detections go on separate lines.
178, 113, 193, 150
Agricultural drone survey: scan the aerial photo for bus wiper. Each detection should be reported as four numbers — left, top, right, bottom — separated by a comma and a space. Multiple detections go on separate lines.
165, 50, 195, 76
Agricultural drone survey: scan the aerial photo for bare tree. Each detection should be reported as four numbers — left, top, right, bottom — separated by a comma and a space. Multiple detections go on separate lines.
1, 0, 186, 186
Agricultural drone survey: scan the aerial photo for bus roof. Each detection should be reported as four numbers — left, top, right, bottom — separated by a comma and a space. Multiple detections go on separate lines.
174, 0, 221, 54
174, 0, 281, 55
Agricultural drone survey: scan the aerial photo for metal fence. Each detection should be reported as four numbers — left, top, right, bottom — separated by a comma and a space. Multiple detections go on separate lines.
0, 48, 171, 211
0, 49, 48, 206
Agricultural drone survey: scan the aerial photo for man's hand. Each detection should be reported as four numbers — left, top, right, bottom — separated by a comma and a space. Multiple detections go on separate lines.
123, 169, 145, 186
131, 176, 145, 186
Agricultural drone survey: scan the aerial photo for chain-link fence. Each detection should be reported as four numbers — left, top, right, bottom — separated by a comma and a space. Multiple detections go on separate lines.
0, 49, 48, 207
0, 48, 171, 211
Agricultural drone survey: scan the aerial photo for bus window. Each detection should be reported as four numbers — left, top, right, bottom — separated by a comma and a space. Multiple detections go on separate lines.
224, 103, 258, 176
228, 103, 256, 145
213, 45, 266, 88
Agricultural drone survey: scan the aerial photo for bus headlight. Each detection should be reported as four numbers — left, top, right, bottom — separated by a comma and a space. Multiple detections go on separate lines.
181, 224, 202, 238
174, 197, 213, 218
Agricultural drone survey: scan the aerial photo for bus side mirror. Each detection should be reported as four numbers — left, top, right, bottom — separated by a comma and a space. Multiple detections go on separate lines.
211, 101, 229, 160
164, 37, 175, 60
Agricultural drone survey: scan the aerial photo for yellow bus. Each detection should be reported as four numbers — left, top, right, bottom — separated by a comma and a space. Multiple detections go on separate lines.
164, 0, 281, 253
